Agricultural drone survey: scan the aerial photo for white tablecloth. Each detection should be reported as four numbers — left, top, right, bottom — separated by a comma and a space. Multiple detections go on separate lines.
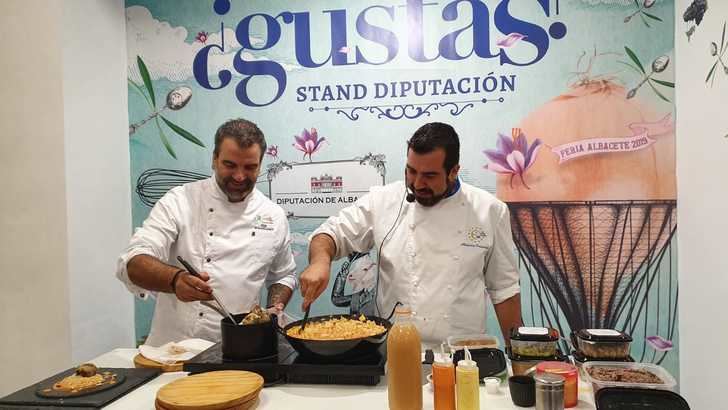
91, 348, 596, 409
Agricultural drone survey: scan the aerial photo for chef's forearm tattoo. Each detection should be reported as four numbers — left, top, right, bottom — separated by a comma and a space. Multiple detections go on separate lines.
267, 283, 293, 308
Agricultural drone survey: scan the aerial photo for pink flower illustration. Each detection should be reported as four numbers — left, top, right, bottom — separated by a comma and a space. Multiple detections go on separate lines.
484, 128, 542, 189
497, 33, 526, 48
266, 145, 279, 159
195, 31, 209, 44
293, 128, 326, 161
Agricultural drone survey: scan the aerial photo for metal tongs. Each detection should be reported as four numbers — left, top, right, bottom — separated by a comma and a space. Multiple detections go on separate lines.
176, 255, 238, 326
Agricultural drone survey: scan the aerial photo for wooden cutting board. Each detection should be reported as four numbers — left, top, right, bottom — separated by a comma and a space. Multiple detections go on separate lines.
134, 354, 184, 372
156, 370, 263, 410
155, 397, 258, 410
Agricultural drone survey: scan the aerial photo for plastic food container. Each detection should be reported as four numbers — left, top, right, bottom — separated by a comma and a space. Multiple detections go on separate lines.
536, 361, 579, 408
447, 334, 499, 351
510, 327, 559, 358
507, 347, 567, 377
572, 350, 634, 379
582, 362, 677, 393
572, 329, 632, 359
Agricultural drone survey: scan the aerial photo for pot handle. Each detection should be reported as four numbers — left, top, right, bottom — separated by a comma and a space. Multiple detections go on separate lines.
386, 301, 403, 322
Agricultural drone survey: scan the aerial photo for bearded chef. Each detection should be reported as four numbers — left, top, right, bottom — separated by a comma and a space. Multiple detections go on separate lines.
116, 119, 297, 346
300, 122, 522, 347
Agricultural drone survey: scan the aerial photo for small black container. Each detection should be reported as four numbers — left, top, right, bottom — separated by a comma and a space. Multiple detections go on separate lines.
221, 313, 278, 361
452, 348, 506, 379
509, 375, 536, 407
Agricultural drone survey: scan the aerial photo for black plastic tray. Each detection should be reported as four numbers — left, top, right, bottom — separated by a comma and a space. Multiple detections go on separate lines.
0, 367, 160, 409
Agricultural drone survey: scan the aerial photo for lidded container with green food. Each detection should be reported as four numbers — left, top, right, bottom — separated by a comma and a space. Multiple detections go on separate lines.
510, 327, 560, 358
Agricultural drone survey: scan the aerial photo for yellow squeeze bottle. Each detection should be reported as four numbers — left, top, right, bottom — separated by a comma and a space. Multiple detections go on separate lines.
456, 346, 480, 410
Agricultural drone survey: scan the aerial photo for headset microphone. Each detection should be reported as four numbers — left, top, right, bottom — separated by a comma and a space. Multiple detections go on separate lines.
405, 187, 415, 203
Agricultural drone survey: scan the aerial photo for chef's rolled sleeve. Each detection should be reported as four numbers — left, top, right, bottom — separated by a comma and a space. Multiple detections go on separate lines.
115, 190, 181, 299
484, 201, 521, 305
311, 192, 375, 260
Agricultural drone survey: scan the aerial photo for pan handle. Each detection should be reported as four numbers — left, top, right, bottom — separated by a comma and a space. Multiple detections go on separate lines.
386, 301, 403, 322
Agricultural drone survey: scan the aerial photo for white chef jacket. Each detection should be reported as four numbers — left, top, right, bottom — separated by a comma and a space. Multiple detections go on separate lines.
313, 180, 519, 347
116, 177, 297, 346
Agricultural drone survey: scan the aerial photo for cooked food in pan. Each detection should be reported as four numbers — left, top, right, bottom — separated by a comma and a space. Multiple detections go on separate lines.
240, 304, 271, 325
287, 314, 386, 340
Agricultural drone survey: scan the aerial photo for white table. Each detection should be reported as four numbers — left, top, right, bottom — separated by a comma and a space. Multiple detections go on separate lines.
92, 348, 596, 409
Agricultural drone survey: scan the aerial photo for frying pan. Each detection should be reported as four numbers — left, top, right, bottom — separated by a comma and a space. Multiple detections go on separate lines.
280, 302, 401, 360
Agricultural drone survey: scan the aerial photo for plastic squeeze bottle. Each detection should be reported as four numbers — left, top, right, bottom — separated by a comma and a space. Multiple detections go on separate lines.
432, 343, 455, 410
456, 346, 480, 410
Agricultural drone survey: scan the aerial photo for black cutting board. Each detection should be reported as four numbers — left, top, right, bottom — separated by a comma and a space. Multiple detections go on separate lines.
0, 367, 160, 409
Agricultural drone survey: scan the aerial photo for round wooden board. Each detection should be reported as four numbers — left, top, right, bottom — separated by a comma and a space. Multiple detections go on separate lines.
155, 397, 259, 410
134, 354, 184, 372
156, 370, 263, 410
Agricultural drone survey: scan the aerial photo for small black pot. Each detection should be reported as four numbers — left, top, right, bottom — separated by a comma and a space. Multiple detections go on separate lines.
221, 313, 278, 361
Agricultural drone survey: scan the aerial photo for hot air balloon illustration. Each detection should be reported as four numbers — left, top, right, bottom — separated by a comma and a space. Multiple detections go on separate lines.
485, 52, 677, 364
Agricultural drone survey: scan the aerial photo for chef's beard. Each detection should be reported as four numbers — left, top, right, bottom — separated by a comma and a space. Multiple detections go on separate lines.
408, 180, 453, 207
216, 175, 255, 202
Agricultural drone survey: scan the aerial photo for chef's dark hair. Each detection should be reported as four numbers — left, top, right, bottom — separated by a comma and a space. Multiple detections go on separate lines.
213, 118, 267, 160
407, 122, 460, 173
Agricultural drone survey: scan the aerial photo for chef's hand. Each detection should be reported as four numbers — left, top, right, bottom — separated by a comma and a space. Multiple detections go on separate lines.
300, 262, 330, 311
174, 271, 214, 302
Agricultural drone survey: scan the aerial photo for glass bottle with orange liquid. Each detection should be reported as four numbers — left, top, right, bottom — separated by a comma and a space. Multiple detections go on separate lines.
387, 306, 422, 410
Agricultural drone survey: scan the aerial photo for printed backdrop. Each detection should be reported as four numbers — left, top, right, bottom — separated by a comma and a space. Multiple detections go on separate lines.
125, 0, 679, 380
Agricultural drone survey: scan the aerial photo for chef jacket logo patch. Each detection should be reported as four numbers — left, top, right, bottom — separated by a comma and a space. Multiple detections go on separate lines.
461, 227, 488, 249
253, 214, 275, 231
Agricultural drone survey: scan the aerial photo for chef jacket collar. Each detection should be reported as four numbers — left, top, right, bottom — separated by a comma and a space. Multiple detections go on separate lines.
445, 177, 461, 199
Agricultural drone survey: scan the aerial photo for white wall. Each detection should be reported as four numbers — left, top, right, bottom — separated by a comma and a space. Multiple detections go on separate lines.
0, 0, 72, 396
0, 0, 133, 396
675, 1, 728, 408
62, 0, 134, 363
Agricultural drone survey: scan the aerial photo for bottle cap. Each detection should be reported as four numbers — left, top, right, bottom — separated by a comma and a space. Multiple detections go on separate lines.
457, 346, 478, 369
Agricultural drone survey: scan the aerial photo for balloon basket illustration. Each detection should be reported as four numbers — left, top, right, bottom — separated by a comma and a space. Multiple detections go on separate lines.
508, 200, 677, 364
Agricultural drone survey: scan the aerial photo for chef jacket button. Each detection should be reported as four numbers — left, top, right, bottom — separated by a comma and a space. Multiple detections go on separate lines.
206, 257, 211, 263
209, 232, 213, 236
198, 312, 204, 317
409, 223, 415, 230
452, 255, 459, 260
443, 314, 449, 319
140, 293, 145, 298
209, 208, 214, 212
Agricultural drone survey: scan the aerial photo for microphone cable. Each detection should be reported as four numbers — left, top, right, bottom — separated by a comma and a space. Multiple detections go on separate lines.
372, 184, 409, 317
